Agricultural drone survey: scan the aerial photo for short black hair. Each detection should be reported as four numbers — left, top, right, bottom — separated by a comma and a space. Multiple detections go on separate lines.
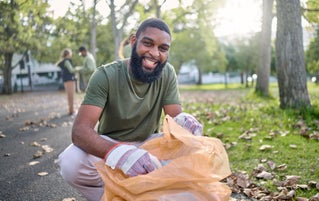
79, 46, 86, 52
135, 18, 171, 39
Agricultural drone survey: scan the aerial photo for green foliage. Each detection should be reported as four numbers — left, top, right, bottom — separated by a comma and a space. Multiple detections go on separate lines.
0, 0, 53, 93
221, 44, 238, 72
303, 0, 319, 24
170, 29, 205, 72
233, 34, 260, 75
305, 28, 319, 76
0, 0, 52, 54
219, 32, 267, 87
36, 1, 91, 65
180, 85, 319, 199
95, 23, 115, 66
164, 0, 227, 75
34, 2, 113, 66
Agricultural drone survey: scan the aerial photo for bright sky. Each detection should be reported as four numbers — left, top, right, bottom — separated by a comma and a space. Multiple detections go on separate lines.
213, 0, 262, 38
48, 0, 262, 39
48, 0, 109, 18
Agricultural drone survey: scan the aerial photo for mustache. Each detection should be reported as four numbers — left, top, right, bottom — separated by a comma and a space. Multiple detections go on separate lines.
129, 44, 167, 83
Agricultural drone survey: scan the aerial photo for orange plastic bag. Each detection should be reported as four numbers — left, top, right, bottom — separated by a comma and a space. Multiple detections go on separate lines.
95, 115, 232, 201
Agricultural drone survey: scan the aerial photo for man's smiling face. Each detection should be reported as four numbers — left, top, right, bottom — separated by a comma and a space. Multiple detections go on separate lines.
129, 27, 171, 83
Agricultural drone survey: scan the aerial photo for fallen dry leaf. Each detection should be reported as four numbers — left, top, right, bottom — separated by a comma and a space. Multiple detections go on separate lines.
277, 164, 287, 171
25, 120, 36, 126
287, 190, 296, 198
297, 184, 309, 190
19, 126, 30, 131
237, 173, 251, 188
267, 161, 276, 170
42, 145, 53, 153
274, 189, 295, 200
238, 131, 257, 141
40, 138, 47, 141
48, 123, 57, 128
62, 198, 76, 201
311, 193, 319, 200
296, 197, 309, 201
6, 116, 13, 121
256, 164, 267, 172
256, 171, 272, 180
29, 161, 40, 166
309, 131, 319, 140
33, 150, 44, 159
30, 141, 41, 147
259, 144, 273, 151
37, 172, 48, 176
280, 130, 290, 136
283, 175, 301, 186
307, 180, 317, 188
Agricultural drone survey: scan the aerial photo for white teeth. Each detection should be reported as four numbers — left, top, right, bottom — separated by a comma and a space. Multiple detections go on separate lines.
145, 59, 156, 65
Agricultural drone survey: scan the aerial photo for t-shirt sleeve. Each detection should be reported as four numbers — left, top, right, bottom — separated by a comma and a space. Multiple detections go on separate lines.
162, 64, 181, 105
65, 60, 76, 73
82, 68, 109, 108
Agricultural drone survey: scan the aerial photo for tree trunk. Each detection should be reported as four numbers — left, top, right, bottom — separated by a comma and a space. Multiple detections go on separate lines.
26, 51, 33, 91
108, 0, 138, 60
196, 67, 202, 85
2, 52, 13, 94
240, 72, 244, 84
153, 0, 164, 18
256, 0, 273, 97
224, 72, 228, 88
90, 0, 97, 60
275, 0, 311, 108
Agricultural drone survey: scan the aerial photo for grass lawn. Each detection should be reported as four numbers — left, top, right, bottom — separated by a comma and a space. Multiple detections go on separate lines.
179, 82, 319, 200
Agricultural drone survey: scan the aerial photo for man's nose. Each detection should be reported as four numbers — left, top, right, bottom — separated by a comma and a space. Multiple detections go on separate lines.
149, 47, 160, 57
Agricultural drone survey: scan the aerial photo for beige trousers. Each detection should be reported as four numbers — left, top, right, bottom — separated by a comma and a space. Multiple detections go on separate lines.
63, 81, 75, 114
58, 144, 104, 201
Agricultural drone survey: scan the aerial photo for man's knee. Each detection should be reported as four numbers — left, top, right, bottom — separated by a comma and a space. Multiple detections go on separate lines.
58, 144, 102, 186
58, 145, 85, 185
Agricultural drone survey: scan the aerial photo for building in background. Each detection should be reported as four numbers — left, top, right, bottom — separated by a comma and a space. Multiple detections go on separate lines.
8, 52, 61, 92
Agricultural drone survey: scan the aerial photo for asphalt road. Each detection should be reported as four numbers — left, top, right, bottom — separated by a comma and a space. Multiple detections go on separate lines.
0, 88, 85, 201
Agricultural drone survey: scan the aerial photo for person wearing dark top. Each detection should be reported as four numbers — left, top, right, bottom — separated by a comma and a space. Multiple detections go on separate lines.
56, 48, 77, 115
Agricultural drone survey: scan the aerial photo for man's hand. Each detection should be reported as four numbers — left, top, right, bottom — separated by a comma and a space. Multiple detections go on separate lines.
74, 66, 83, 72
105, 144, 162, 176
174, 112, 203, 136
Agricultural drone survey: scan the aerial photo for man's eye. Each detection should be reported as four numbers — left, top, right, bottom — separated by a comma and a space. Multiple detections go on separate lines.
159, 47, 169, 52
143, 41, 152, 46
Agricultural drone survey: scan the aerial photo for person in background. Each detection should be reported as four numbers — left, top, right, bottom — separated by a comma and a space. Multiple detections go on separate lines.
118, 33, 133, 59
56, 48, 77, 115
58, 18, 203, 201
78, 46, 96, 91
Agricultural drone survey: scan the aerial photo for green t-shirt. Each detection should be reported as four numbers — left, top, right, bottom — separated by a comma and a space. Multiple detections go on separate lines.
83, 60, 181, 141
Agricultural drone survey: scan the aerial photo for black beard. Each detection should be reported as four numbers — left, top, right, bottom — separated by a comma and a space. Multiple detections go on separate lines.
129, 44, 167, 83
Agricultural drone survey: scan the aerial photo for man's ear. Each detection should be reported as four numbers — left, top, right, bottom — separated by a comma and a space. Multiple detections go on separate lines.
130, 34, 136, 47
